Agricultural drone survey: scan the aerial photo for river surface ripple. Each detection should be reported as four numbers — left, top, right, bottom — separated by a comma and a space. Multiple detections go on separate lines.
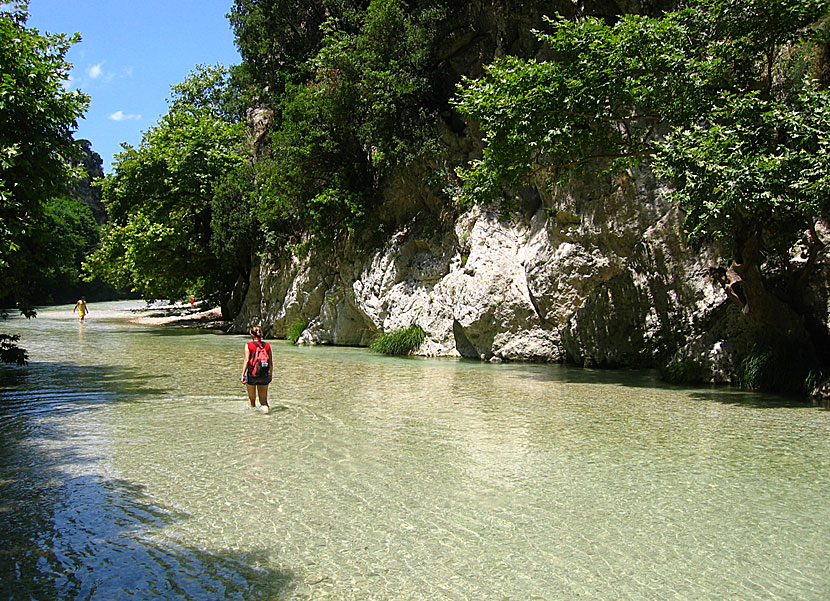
1, 301, 828, 600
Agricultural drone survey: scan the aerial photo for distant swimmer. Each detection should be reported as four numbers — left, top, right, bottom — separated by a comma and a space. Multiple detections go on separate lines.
73, 297, 89, 321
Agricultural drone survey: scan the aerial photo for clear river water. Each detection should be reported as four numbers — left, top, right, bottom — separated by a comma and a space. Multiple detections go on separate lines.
1, 301, 828, 601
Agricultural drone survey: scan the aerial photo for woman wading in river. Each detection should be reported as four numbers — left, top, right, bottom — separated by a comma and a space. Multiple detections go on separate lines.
241, 326, 272, 413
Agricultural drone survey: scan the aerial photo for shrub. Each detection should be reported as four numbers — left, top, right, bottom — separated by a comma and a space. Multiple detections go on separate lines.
737, 349, 775, 390
286, 319, 308, 344
369, 324, 426, 356
660, 359, 710, 385
0, 334, 27, 365
737, 342, 826, 396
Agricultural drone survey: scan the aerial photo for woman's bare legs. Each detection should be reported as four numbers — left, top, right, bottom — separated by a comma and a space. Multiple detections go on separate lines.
245, 384, 258, 408
257, 385, 270, 413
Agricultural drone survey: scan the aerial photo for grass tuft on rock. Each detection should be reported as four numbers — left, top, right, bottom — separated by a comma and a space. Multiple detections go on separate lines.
369, 324, 426, 356
737, 342, 825, 396
286, 319, 308, 344
660, 359, 710, 385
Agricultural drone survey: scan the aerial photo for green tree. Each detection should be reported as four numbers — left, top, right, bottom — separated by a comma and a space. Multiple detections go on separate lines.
33, 196, 101, 302
1, 5, 89, 364
0, 4, 89, 316
254, 0, 444, 242
228, 0, 366, 94
455, 0, 830, 344
210, 160, 259, 303
654, 89, 830, 330
85, 66, 248, 315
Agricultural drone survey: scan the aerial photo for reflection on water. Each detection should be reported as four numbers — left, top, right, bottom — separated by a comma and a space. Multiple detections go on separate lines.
1, 301, 829, 600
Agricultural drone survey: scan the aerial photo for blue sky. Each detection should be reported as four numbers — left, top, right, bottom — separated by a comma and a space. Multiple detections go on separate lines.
26, 0, 241, 172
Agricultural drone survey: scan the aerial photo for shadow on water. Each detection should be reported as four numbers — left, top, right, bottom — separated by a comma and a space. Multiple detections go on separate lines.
509, 361, 817, 409
684, 388, 817, 409
0, 362, 169, 406
134, 326, 232, 338
0, 361, 297, 601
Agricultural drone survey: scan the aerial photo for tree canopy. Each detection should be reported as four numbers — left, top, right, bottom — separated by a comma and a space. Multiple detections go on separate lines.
88, 1, 448, 308
228, 0, 367, 91
454, 0, 830, 341
250, 0, 445, 242
0, 4, 89, 317
1, 5, 90, 364
84, 66, 249, 313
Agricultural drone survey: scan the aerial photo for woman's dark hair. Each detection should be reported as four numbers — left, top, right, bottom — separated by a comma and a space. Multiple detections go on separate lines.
249, 326, 264, 339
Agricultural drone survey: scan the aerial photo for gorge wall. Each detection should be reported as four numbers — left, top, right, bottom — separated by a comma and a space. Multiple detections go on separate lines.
71, 139, 108, 225
232, 165, 829, 381
231, 0, 830, 385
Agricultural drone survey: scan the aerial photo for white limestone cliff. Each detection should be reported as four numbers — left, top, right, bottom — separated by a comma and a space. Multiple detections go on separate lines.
231, 162, 791, 380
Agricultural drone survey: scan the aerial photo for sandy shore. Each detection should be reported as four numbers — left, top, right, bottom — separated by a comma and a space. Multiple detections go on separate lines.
127, 305, 230, 329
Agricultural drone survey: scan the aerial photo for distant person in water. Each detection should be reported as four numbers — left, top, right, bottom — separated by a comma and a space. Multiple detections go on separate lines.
73, 297, 88, 321
241, 326, 272, 413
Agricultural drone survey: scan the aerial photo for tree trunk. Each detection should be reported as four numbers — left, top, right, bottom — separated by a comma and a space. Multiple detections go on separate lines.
221, 273, 250, 321
724, 235, 809, 341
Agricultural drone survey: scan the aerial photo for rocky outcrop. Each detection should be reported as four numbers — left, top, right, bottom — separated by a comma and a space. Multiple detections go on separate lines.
233, 158, 738, 371
70, 139, 107, 224
231, 0, 828, 385
233, 169, 830, 385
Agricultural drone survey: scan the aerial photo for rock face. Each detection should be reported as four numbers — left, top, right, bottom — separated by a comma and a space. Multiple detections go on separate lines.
233, 164, 829, 382
70, 139, 107, 225
233, 160, 734, 370
231, 0, 828, 383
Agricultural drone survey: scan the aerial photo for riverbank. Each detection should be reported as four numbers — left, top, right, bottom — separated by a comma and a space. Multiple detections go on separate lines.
127, 304, 229, 330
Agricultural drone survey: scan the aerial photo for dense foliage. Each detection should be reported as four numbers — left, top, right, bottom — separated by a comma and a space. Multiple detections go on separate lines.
86, 0, 448, 311
0, 5, 89, 316
35, 196, 101, 300
1, 5, 95, 363
229, 0, 366, 91
455, 0, 830, 346
248, 0, 445, 242
85, 66, 249, 313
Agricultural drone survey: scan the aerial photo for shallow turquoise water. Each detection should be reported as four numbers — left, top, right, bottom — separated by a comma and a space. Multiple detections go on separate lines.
1, 301, 828, 600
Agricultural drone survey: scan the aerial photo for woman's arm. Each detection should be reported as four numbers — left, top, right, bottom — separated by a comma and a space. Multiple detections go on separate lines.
241, 344, 250, 381
267, 345, 274, 377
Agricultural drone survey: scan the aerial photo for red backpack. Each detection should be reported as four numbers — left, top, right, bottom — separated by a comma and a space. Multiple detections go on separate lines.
249, 340, 270, 376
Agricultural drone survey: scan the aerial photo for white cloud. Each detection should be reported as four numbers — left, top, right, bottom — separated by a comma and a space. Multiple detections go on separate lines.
108, 111, 142, 122
88, 63, 104, 79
